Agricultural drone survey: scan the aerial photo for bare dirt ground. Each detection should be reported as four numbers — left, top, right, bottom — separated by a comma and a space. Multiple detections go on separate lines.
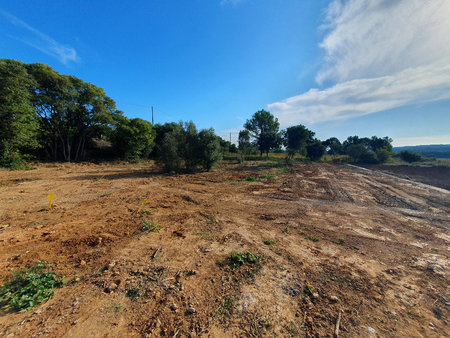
360, 164, 450, 191
0, 161, 448, 337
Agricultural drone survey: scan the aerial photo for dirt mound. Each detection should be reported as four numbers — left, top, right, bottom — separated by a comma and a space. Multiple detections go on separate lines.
0, 161, 448, 337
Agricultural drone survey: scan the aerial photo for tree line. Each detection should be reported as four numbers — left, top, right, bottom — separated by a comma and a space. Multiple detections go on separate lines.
1, 58, 395, 171
0, 59, 233, 171
238, 109, 393, 164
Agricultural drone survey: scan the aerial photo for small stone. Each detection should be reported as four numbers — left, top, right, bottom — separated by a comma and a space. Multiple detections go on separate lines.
80, 260, 86, 266
170, 303, 178, 311
105, 283, 118, 293
328, 295, 339, 303
107, 261, 116, 269
186, 307, 196, 315
368, 327, 375, 334
312, 292, 319, 299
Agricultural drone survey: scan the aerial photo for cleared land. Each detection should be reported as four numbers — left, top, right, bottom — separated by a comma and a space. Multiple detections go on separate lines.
0, 161, 449, 337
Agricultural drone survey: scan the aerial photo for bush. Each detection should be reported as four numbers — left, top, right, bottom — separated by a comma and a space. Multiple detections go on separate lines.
111, 117, 155, 160
155, 121, 223, 172
157, 131, 183, 172
306, 141, 325, 161
0, 148, 30, 170
359, 151, 378, 164
375, 148, 391, 163
345, 144, 367, 162
399, 150, 422, 163
198, 128, 223, 170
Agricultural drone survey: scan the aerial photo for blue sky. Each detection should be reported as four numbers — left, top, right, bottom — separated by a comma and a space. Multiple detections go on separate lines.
1, 0, 449, 146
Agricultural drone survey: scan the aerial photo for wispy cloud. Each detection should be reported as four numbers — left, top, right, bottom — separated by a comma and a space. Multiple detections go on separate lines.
269, 0, 450, 126
0, 10, 78, 65
269, 64, 450, 126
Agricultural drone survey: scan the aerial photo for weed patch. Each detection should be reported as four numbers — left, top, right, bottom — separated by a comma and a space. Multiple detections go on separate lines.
208, 214, 217, 224
335, 237, 346, 245
126, 287, 142, 299
194, 231, 210, 237
263, 239, 276, 245
214, 295, 235, 323
0, 261, 64, 312
218, 251, 260, 270
105, 302, 123, 314
141, 219, 161, 232
305, 234, 319, 242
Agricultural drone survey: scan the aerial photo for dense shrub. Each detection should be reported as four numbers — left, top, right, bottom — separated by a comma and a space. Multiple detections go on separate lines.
111, 116, 155, 159
375, 148, 390, 163
359, 151, 378, 164
156, 121, 223, 172
306, 141, 326, 161
198, 129, 223, 170
399, 150, 422, 163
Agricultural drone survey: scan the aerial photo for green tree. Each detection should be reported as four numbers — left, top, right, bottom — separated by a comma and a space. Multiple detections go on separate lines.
375, 148, 390, 163
323, 137, 343, 155
152, 122, 183, 157
369, 136, 393, 152
27, 62, 119, 161
345, 143, 368, 162
244, 110, 281, 157
111, 116, 155, 159
284, 125, 313, 159
198, 128, 223, 170
0, 59, 39, 168
238, 130, 252, 160
306, 141, 325, 161
155, 121, 223, 172
157, 130, 183, 172
399, 150, 422, 163
182, 121, 200, 171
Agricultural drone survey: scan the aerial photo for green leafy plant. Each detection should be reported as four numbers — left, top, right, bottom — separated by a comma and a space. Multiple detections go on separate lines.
219, 251, 261, 270
263, 239, 276, 245
194, 231, 210, 237
282, 226, 290, 234
208, 214, 217, 224
305, 234, 319, 242
214, 295, 235, 322
0, 261, 64, 312
335, 237, 346, 245
141, 219, 161, 232
125, 287, 142, 299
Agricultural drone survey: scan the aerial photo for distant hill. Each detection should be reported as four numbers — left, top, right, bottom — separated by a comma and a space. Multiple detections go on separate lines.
393, 144, 450, 158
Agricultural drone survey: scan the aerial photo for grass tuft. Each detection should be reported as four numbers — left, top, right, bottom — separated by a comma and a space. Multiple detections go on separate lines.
141, 219, 161, 232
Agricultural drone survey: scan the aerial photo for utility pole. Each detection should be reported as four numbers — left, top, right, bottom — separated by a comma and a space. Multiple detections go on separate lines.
230, 132, 231, 143
152, 106, 154, 126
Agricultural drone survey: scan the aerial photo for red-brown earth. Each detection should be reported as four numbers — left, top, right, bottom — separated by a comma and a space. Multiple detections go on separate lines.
0, 161, 448, 337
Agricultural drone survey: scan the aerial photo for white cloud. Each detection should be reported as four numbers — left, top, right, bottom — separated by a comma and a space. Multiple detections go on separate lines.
0, 10, 78, 65
269, 64, 450, 126
269, 0, 450, 126
393, 135, 450, 147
